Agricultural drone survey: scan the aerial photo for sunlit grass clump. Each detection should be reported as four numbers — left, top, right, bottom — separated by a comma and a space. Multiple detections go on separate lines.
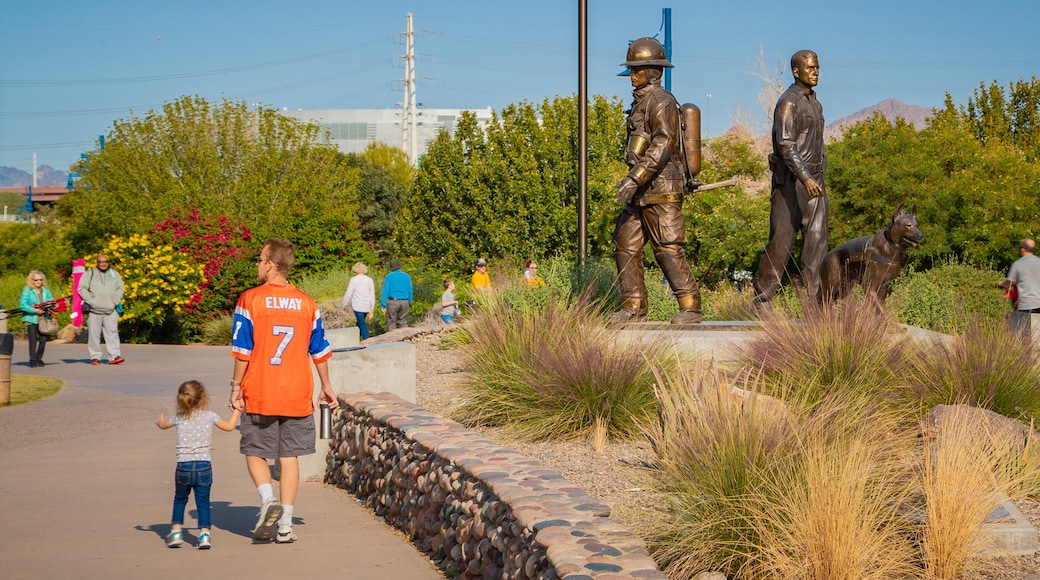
644, 361, 918, 579
918, 405, 1040, 579
452, 285, 666, 450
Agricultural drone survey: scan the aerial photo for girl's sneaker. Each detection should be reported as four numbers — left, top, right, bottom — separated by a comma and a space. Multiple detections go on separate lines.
197, 532, 211, 550
165, 530, 183, 548
275, 525, 296, 543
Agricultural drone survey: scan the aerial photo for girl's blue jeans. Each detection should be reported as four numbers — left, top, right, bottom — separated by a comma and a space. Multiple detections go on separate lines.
171, 460, 213, 529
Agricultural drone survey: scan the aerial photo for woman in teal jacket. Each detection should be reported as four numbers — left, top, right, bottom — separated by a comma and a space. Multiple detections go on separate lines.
20, 270, 54, 368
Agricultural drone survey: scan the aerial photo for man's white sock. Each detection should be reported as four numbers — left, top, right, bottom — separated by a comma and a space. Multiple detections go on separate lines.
257, 483, 275, 504
279, 505, 294, 527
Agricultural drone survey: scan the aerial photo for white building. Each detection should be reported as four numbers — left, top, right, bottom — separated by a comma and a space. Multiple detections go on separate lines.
281, 108, 496, 163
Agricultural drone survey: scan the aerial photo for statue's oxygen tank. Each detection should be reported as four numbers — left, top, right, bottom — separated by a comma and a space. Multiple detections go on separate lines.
679, 103, 702, 188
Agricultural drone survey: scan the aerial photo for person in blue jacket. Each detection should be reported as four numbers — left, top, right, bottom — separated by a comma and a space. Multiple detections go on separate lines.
379, 259, 413, 331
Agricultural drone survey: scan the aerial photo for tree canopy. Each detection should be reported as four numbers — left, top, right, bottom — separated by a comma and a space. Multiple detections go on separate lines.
962, 77, 1040, 160
827, 106, 1040, 271
57, 96, 367, 271
397, 95, 626, 275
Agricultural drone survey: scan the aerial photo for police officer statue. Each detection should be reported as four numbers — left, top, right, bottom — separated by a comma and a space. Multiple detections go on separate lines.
610, 37, 702, 325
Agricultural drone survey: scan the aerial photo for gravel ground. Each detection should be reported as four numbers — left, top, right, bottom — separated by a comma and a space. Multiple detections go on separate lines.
410, 330, 1040, 580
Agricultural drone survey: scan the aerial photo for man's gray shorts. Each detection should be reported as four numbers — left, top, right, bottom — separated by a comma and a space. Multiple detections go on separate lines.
240, 414, 315, 459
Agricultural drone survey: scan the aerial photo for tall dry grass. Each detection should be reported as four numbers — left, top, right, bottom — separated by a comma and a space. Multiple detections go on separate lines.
745, 402, 918, 580
645, 359, 918, 579
917, 405, 1040, 578
645, 362, 787, 577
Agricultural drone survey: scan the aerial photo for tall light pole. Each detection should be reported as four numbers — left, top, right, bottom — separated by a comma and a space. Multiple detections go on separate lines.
577, 0, 588, 265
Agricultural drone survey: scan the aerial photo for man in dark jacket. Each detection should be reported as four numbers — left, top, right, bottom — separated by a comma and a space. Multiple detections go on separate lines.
610, 37, 702, 325
753, 50, 827, 310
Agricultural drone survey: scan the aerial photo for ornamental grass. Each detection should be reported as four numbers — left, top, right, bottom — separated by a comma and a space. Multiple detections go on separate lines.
917, 405, 1040, 579
738, 294, 908, 409
644, 360, 918, 579
452, 284, 668, 450
905, 319, 1040, 421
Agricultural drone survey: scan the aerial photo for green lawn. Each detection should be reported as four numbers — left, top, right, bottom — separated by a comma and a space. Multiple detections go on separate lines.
5, 374, 62, 405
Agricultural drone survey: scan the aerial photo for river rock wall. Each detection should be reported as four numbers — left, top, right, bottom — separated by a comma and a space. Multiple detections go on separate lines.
324, 391, 665, 580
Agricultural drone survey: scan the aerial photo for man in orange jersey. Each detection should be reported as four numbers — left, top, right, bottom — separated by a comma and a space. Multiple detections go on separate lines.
229, 237, 339, 544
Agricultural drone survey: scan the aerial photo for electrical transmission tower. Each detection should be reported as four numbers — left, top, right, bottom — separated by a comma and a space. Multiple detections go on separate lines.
401, 12, 418, 164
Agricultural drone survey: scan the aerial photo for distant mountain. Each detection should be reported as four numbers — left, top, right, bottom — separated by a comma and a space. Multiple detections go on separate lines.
826, 98, 934, 141
0, 165, 68, 187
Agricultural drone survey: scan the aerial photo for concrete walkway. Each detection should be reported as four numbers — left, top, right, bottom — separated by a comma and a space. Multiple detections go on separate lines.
0, 341, 444, 580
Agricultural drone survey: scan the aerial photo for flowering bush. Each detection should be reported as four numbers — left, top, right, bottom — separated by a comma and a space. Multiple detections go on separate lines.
150, 209, 256, 339
85, 234, 204, 341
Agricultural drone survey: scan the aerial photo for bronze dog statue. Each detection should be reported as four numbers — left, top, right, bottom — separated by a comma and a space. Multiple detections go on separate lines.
818, 204, 923, 305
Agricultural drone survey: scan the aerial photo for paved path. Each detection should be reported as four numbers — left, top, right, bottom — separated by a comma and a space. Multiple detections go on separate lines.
0, 341, 444, 580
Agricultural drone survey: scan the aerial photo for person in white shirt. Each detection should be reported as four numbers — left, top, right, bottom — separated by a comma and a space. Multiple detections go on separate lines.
341, 262, 376, 339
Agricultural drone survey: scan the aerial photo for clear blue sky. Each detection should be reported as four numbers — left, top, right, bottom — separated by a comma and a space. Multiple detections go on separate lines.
2, 0, 1038, 172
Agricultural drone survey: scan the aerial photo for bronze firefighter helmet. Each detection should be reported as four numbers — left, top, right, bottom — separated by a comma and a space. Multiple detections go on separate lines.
620, 37, 673, 69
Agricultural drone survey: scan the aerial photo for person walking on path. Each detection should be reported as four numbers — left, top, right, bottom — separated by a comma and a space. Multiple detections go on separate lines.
229, 238, 339, 544
752, 50, 828, 312
156, 380, 241, 549
1000, 238, 1040, 313
341, 262, 376, 340
78, 254, 125, 365
19, 270, 54, 368
380, 258, 413, 331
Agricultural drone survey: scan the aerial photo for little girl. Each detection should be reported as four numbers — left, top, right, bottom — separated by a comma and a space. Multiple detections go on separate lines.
156, 380, 240, 549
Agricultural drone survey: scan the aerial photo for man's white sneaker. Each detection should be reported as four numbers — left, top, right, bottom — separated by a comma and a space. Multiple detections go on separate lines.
252, 499, 283, 541
275, 524, 297, 543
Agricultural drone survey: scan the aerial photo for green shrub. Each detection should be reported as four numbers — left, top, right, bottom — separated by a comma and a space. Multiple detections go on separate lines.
888, 261, 1007, 333
296, 267, 353, 302
0, 217, 74, 281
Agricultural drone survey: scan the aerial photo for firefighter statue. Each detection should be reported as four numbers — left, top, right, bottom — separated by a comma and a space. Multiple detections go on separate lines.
610, 37, 703, 325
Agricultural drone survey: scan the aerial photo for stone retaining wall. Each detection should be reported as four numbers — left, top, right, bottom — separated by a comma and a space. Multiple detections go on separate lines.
324, 391, 666, 580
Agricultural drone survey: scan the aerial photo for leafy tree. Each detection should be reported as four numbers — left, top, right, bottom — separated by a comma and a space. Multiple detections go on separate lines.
348, 143, 411, 256
0, 191, 25, 214
57, 96, 364, 273
962, 77, 1040, 160
827, 109, 1040, 271
683, 128, 770, 286
0, 211, 74, 279
398, 95, 626, 276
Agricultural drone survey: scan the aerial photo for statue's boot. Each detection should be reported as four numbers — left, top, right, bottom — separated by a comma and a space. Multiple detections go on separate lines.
670, 295, 703, 325
607, 298, 647, 325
